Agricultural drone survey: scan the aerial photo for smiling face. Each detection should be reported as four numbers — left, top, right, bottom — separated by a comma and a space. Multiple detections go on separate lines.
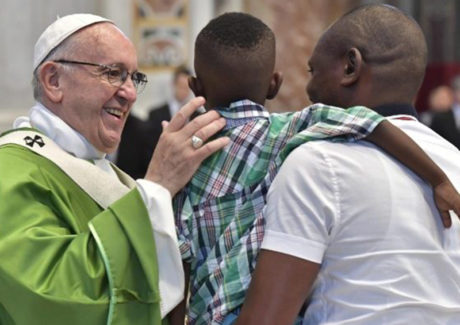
54, 23, 138, 153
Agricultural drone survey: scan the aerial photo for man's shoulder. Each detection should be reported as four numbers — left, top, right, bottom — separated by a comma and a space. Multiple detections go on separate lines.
0, 143, 68, 180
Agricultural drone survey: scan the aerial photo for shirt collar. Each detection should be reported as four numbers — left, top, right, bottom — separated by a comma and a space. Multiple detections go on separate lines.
13, 102, 106, 160
215, 100, 270, 131
372, 103, 419, 118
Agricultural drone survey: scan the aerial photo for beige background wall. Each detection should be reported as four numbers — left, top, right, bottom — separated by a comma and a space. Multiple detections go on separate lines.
1, 0, 424, 133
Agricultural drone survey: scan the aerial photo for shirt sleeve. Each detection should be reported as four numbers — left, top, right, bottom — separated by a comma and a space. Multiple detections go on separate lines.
261, 142, 339, 264
136, 179, 185, 317
279, 104, 384, 161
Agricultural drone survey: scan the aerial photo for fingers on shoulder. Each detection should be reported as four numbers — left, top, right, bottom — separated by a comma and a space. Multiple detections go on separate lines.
193, 117, 226, 142
193, 137, 230, 161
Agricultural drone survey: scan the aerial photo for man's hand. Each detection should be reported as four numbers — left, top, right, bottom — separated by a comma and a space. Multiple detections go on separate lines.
433, 179, 460, 228
145, 97, 230, 197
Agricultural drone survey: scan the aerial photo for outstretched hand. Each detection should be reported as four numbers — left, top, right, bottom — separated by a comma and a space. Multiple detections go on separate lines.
145, 97, 230, 197
433, 179, 460, 228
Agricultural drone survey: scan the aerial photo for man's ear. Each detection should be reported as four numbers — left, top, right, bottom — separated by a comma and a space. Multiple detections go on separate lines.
188, 76, 205, 97
266, 71, 283, 100
341, 47, 363, 87
39, 62, 63, 103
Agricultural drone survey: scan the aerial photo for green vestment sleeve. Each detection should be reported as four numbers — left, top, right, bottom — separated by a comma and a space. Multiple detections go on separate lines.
0, 144, 165, 324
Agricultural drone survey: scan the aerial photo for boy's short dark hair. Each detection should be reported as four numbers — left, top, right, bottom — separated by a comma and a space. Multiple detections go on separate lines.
196, 12, 274, 55
193, 12, 277, 106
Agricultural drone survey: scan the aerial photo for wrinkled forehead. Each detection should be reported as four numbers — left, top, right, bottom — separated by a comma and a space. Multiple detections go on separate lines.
74, 22, 124, 46
74, 23, 137, 63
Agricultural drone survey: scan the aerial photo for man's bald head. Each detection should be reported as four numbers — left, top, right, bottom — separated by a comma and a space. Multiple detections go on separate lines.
308, 4, 427, 108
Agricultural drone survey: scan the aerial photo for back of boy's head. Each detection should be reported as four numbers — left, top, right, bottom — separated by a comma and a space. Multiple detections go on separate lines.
193, 12, 278, 108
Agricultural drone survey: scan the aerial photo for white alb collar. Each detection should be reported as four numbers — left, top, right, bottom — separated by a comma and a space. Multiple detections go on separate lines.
13, 102, 106, 160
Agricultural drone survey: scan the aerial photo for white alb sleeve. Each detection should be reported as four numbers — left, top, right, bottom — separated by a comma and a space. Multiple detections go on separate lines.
136, 179, 184, 318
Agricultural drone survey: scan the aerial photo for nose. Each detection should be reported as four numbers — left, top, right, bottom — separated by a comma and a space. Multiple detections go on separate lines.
117, 76, 137, 103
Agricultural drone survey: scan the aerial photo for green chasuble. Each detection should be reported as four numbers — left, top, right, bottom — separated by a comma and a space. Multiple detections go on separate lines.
0, 133, 166, 324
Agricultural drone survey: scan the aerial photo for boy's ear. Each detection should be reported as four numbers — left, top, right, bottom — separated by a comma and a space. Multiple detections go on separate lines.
266, 71, 283, 100
40, 62, 63, 103
340, 47, 363, 87
188, 76, 205, 97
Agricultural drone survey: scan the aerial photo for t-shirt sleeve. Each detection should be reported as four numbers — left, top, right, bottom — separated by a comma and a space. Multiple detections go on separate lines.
261, 142, 339, 264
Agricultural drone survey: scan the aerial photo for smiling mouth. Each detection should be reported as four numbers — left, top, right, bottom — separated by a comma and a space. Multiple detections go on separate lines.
104, 108, 124, 119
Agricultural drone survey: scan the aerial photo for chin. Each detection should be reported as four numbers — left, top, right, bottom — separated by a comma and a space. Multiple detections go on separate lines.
96, 139, 120, 154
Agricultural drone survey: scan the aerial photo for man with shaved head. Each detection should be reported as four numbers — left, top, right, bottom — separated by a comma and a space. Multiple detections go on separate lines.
171, 10, 460, 325
237, 5, 460, 324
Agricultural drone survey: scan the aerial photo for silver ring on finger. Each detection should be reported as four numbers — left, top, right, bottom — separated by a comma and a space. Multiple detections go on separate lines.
191, 135, 204, 149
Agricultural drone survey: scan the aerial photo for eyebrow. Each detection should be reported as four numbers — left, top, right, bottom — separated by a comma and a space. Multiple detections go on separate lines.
105, 62, 140, 73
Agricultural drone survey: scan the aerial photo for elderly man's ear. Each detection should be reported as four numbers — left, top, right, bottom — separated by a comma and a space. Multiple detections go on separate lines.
39, 62, 64, 103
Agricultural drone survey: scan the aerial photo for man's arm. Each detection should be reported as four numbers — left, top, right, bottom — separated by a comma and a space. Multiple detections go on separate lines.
235, 250, 320, 325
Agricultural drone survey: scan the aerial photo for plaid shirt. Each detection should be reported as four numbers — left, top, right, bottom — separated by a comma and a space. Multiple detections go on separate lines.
173, 100, 384, 325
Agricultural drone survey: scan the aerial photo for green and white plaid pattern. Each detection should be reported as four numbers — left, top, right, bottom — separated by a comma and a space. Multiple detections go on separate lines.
173, 100, 384, 324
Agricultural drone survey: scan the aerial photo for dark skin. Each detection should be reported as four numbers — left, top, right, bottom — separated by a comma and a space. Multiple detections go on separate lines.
189, 50, 283, 109
236, 6, 460, 325
169, 10, 460, 324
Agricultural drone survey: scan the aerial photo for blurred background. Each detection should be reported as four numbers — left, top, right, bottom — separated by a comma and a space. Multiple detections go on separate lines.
1, 0, 460, 133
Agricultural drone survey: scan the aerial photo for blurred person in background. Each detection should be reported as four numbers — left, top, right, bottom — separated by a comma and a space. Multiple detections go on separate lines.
114, 111, 150, 179
420, 85, 453, 126
146, 65, 194, 153
430, 76, 460, 149
116, 66, 193, 179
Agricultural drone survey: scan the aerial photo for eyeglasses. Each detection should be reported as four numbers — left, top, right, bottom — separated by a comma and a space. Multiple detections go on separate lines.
53, 59, 148, 93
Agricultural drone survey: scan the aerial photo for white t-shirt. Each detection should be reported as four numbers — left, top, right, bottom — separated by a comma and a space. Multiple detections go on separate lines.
262, 116, 460, 324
